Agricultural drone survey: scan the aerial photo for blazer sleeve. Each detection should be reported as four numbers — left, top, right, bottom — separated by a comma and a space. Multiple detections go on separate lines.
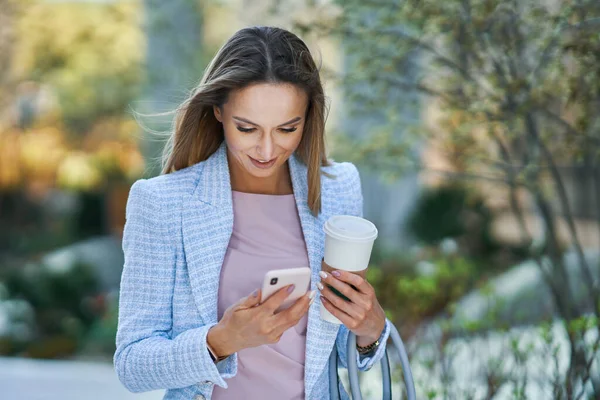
334, 163, 392, 372
114, 179, 236, 393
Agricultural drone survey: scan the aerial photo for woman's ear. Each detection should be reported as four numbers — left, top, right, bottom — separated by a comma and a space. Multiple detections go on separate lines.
213, 105, 223, 122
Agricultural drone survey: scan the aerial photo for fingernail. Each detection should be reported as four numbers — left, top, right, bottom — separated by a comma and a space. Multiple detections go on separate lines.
309, 298, 315, 306
251, 289, 258, 298
316, 282, 324, 291
287, 285, 295, 293
319, 271, 327, 279
332, 271, 341, 277
308, 290, 316, 300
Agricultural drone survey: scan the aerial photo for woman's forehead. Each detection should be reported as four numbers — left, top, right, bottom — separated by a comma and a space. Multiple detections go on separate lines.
225, 83, 308, 120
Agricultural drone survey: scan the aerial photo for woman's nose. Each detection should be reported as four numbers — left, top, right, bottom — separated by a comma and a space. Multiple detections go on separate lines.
257, 134, 274, 160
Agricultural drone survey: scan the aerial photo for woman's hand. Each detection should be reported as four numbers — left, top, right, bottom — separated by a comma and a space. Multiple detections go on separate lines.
318, 262, 386, 347
207, 286, 315, 357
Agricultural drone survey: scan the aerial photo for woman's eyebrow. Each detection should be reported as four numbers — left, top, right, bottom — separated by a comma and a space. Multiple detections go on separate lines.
232, 116, 302, 127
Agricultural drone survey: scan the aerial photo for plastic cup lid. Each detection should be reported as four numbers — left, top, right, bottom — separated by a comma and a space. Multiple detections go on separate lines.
323, 215, 378, 242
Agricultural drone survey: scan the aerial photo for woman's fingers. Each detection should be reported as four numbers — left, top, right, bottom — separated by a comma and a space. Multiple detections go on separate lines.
320, 296, 357, 328
273, 290, 314, 332
260, 284, 296, 313
327, 269, 373, 296
319, 270, 368, 306
242, 288, 261, 307
317, 281, 364, 320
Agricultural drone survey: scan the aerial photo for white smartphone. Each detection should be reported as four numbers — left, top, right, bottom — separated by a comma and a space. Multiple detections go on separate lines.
260, 267, 311, 312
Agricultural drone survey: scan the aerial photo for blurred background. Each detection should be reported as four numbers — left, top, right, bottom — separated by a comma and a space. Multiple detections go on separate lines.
1, 0, 599, 399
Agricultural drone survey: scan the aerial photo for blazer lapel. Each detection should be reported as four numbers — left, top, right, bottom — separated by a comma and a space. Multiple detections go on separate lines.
289, 155, 340, 399
182, 143, 233, 323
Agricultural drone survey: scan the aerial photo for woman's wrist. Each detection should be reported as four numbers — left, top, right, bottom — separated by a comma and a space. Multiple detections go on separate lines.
356, 320, 386, 348
356, 334, 379, 348
207, 322, 236, 359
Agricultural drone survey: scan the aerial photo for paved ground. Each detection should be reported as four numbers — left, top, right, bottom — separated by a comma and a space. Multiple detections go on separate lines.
0, 357, 164, 400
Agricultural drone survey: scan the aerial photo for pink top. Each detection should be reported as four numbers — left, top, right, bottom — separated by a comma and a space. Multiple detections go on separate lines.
211, 191, 310, 400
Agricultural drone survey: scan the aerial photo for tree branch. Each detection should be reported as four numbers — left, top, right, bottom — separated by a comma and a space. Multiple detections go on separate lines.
527, 113, 599, 312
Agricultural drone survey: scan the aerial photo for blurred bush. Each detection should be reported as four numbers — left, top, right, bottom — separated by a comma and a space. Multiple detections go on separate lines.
81, 292, 119, 357
368, 243, 479, 339
0, 260, 104, 358
407, 184, 496, 259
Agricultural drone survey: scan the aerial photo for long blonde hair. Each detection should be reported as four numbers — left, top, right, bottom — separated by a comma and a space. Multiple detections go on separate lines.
161, 26, 330, 215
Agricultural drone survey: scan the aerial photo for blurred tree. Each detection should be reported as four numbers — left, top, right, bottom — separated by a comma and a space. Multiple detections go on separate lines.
12, 1, 144, 134
296, 0, 600, 397
139, 0, 204, 176
0, 0, 20, 119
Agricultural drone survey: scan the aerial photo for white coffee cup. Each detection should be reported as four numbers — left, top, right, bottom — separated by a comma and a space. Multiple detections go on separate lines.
320, 215, 378, 324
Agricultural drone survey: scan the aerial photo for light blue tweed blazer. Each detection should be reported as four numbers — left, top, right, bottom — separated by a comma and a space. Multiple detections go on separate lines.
114, 142, 391, 400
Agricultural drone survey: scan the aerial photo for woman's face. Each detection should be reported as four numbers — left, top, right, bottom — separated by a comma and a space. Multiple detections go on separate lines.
214, 83, 308, 182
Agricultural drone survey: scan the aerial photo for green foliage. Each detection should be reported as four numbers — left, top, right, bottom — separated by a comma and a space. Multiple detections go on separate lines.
299, 0, 600, 193
397, 256, 477, 316
567, 314, 599, 336
407, 185, 468, 243
14, 1, 144, 133
370, 254, 479, 335
0, 260, 102, 357
407, 184, 494, 252
4, 261, 100, 329
81, 294, 119, 356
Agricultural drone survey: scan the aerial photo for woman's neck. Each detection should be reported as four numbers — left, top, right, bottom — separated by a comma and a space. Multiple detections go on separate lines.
228, 154, 294, 195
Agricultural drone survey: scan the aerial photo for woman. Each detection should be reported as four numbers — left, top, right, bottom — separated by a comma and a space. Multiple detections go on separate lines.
114, 26, 391, 400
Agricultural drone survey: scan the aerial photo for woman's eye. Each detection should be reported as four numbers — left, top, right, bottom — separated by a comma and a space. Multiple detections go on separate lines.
236, 126, 297, 133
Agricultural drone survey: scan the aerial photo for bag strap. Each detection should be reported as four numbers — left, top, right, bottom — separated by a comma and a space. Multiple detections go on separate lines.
328, 343, 341, 400
329, 324, 416, 400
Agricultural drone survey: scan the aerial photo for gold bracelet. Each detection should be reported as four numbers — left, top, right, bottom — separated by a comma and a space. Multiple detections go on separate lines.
356, 338, 380, 355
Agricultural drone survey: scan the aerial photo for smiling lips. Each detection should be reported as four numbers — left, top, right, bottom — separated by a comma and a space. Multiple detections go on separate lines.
249, 155, 277, 169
